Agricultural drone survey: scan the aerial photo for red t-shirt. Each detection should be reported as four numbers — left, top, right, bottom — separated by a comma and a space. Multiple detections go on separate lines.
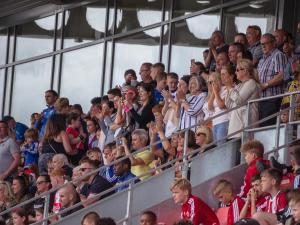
238, 158, 270, 198
256, 195, 269, 212
227, 196, 245, 225
263, 191, 287, 214
66, 127, 84, 150
181, 195, 220, 225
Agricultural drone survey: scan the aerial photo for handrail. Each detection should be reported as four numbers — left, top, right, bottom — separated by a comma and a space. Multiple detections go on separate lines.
1, 91, 299, 219
26, 103, 300, 224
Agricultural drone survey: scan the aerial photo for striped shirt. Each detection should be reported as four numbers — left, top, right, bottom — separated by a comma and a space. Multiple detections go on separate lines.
248, 41, 263, 62
258, 48, 287, 97
227, 196, 245, 225
179, 92, 207, 131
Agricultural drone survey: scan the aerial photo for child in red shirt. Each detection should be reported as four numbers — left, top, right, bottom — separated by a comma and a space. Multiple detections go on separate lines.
66, 112, 86, 153
213, 179, 245, 225
239, 140, 270, 198
252, 168, 287, 225
170, 178, 220, 225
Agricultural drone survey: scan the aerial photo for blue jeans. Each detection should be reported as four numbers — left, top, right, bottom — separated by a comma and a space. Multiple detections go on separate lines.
212, 121, 229, 145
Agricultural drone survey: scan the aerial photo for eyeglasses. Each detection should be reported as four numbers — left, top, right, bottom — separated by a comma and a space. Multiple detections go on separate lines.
36, 181, 48, 185
236, 68, 245, 72
80, 167, 93, 172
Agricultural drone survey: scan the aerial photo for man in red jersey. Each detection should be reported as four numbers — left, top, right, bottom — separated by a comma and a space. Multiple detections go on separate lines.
170, 178, 220, 225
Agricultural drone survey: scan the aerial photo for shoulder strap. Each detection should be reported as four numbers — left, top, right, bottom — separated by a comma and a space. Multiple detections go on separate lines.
48, 140, 57, 154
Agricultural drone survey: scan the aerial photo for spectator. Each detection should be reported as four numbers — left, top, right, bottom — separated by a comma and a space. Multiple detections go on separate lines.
238, 140, 269, 198
190, 60, 206, 76
215, 52, 230, 73
51, 154, 73, 178
79, 158, 113, 207
207, 71, 229, 144
246, 25, 263, 65
252, 169, 287, 225
122, 69, 138, 88
139, 62, 155, 87
58, 184, 83, 218
33, 207, 44, 223
3, 116, 28, 144
107, 88, 122, 102
178, 75, 207, 131
287, 189, 300, 225
81, 211, 101, 225
154, 73, 167, 104
226, 59, 260, 138
40, 114, 73, 174
50, 169, 68, 213
140, 211, 157, 225
205, 31, 229, 71
125, 83, 155, 130
273, 29, 288, 52
34, 90, 58, 140
0, 181, 16, 215
258, 33, 287, 126
234, 219, 259, 225
12, 176, 32, 209
33, 175, 53, 210
30, 113, 39, 129
100, 143, 118, 183
86, 118, 99, 149
0, 120, 21, 181
167, 72, 179, 95
213, 179, 245, 225
72, 166, 84, 193
54, 97, 70, 115
20, 128, 39, 167
194, 126, 214, 152
228, 42, 245, 70
150, 62, 165, 81
114, 156, 138, 192
99, 218, 116, 225
11, 208, 29, 225
283, 40, 297, 83
122, 129, 154, 181
234, 33, 248, 46
86, 148, 102, 163
170, 178, 220, 225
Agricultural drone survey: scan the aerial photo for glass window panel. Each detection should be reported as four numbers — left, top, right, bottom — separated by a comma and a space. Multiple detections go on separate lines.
0, 69, 5, 116
63, 1, 107, 48
0, 29, 7, 65
223, 0, 276, 43
113, 27, 160, 87
173, 0, 221, 18
170, 13, 220, 76
11, 58, 52, 125
60, 44, 103, 113
15, 16, 55, 60
115, 0, 163, 34
162, 25, 170, 69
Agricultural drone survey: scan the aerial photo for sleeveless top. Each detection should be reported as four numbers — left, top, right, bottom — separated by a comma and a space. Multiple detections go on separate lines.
42, 139, 66, 155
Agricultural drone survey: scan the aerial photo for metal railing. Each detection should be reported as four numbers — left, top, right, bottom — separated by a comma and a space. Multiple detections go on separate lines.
1, 91, 300, 225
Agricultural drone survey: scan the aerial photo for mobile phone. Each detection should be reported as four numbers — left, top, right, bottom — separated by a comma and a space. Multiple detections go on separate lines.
191, 59, 195, 66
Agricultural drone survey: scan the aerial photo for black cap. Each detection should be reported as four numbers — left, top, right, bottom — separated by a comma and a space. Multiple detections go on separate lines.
234, 219, 260, 225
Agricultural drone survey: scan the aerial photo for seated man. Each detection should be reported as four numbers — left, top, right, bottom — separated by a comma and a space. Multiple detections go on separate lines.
170, 178, 220, 225
213, 179, 245, 225
79, 158, 114, 207
113, 156, 139, 192
252, 169, 287, 225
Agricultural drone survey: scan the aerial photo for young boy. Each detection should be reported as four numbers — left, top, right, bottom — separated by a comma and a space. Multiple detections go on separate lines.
213, 179, 245, 225
290, 145, 300, 189
252, 168, 287, 225
287, 189, 300, 225
239, 140, 269, 198
154, 73, 167, 104
239, 175, 269, 218
170, 178, 220, 225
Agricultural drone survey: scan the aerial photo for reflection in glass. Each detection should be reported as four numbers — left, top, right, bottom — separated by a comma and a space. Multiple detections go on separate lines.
15, 16, 55, 61
170, 13, 219, 76
60, 44, 103, 113
0, 29, 7, 65
0, 69, 5, 115
173, 0, 221, 18
113, 27, 160, 87
223, 0, 275, 42
11, 58, 52, 125
64, 1, 107, 48
116, 0, 163, 33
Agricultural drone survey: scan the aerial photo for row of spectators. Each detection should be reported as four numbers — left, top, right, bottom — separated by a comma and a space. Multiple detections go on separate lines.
1, 22, 300, 225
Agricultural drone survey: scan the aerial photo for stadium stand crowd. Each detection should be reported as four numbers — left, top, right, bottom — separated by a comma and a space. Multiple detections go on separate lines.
1, 22, 300, 225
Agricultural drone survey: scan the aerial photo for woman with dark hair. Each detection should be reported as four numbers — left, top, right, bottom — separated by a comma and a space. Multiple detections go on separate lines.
39, 114, 74, 174
86, 118, 99, 149
12, 176, 33, 213
11, 208, 29, 225
124, 83, 155, 130
81, 211, 101, 225
178, 75, 208, 131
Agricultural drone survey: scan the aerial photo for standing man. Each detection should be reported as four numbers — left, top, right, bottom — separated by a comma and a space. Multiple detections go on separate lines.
34, 90, 58, 140
0, 120, 21, 181
246, 25, 263, 66
2, 115, 28, 144
139, 62, 155, 88
258, 33, 287, 126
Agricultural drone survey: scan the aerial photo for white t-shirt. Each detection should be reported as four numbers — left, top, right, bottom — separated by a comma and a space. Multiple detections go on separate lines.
211, 86, 229, 125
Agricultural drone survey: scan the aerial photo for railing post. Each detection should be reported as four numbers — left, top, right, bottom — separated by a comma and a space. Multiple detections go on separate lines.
289, 92, 294, 123
124, 182, 133, 225
242, 102, 251, 144
274, 114, 281, 160
43, 194, 50, 225
182, 129, 189, 179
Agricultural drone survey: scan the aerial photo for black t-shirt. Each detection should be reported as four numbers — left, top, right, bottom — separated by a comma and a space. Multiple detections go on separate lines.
80, 175, 114, 199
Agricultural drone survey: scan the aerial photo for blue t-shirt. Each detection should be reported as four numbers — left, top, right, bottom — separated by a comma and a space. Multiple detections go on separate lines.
15, 122, 28, 142
22, 142, 39, 166
115, 171, 139, 192
154, 89, 164, 104
34, 106, 55, 139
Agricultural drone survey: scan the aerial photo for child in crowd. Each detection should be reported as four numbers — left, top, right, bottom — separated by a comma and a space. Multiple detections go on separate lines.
239, 140, 269, 198
170, 178, 220, 225
21, 128, 39, 167
154, 73, 167, 104
252, 168, 287, 225
66, 112, 86, 153
213, 179, 245, 225
287, 189, 300, 225
86, 147, 102, 163
240, 175, 269, 218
